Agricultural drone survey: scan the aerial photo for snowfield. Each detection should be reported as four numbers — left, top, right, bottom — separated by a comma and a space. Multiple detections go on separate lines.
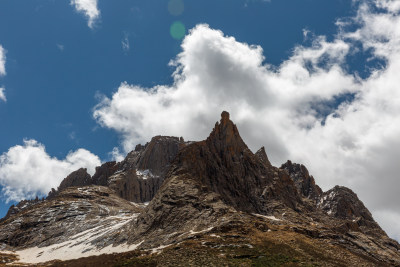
12, 213, 142, 264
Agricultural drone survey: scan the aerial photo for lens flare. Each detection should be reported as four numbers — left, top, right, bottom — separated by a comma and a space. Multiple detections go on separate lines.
170, 21, 186, 40
168, 0, 184, 16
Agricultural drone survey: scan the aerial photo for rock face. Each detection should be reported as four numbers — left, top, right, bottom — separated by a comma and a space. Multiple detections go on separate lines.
48, 135, 186, 203
281, 160, 323, 201
135, 136, 183, 176
48, 168, 91, 198
255, 146, 272, 167
107, 169, 163, 203
167, 111, 301, 214
318, 186, 384, 235
91, 161, 119, 186
107, 135, 186, 203
0, 197, 43, 223
1, 111, 400, 266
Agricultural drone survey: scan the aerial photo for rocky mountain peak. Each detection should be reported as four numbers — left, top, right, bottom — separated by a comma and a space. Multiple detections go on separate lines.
206, 111, 248, 158
135, 135, 184, 176
280, 160, 323, 201
155, 111, 302, 214
220, 110, 230, 125
48, 168, 92, 198
1, 111, 400, 266
255, 146, 271, 167
91, 161, 118, 186
318, 185, 382, 233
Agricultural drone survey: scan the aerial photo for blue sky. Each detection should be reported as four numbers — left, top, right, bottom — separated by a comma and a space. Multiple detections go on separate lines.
1, 0, 400, 241
0, 0, 353, 159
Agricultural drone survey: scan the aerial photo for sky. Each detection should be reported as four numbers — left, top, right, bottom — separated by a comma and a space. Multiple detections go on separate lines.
0, 0, 400, 241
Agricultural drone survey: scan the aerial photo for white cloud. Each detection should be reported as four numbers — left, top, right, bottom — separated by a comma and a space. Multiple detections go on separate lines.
121, 35, 130, 53
0, 139, 101, 202
93, 1, 400, 241
0, 45, 5, 76
70, 0, 100, 29
93, 24, 356, 159
109, 147, 125, 162
57, 44, 65, 51
0, 45, 6, 102
0, 87, 5, 102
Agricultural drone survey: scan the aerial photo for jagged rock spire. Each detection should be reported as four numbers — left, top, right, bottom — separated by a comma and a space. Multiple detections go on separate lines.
206, 111, 248, 159
256, 146, 272, 167
281, 160, 322, 200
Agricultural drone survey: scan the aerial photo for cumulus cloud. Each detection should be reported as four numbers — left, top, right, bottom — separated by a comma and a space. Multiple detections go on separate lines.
0, 139, 101, 202
70, 0, 100, 29
0, 87, 5, 102
94, 24, 356, 160
109, 147, 125, 162
93, 0, 400, 241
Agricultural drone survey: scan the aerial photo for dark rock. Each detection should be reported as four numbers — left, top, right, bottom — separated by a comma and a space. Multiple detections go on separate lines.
0, 197, 43, 223
47, 168, 92, 198
255, 146, 272, 167
168, 111, 301, 213
130, 111, 304, 248
135, 136, 183, 176
108, 169, 163, 203
319, 185, 384, 236
91, 161, 119, 186
108, 135, 186, 203
280, 160, 323, 200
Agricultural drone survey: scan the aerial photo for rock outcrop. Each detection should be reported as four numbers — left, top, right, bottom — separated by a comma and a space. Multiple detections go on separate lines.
48, 136, 186, 203
90, 161, 119, 186
107, 135, 186, 203
51, 168, 91, 196
0, 197, 43, 223
318, 185, 385, 235
191, 111, 302, 213
255, 146, 272, 167
281, 160, 323, 201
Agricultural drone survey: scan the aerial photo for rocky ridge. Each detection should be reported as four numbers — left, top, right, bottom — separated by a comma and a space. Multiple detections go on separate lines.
0, 111, 399, 266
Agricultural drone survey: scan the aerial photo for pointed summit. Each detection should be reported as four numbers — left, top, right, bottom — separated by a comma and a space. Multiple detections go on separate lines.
256, 146, 272, 167
152, 111, 302, 214
281, 160, 322, 201
220, 110, 230, 125
206, 111, 248, 157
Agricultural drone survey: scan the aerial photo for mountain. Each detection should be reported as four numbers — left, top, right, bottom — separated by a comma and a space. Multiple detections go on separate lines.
1, 111, 399, 267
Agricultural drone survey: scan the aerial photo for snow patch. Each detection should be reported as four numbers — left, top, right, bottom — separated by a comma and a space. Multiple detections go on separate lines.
130, 201, 150, 207
210, 234, 220, 238
150, 244, 171, 254
14, 213, 140, 264
188, 227, 214, 236
253, 213, 282, 221
136, 169, 155, 180
16, 241, 143, 264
